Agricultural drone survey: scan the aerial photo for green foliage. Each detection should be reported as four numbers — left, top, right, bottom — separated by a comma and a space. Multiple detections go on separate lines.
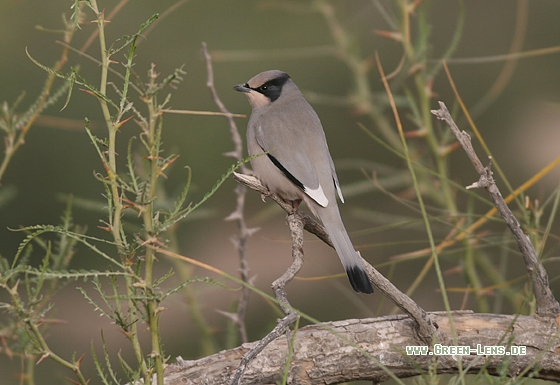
0, 204, 90, 384
0, 2, 243, 385
1, 1, 559, 384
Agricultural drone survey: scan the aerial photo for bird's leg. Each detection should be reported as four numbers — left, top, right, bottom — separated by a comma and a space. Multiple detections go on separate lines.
230, 211, 304, 385
290, 198, 302, 214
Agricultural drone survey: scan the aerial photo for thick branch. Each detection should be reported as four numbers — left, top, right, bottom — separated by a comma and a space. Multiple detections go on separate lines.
431, 101, 560, 319
165, 312, 560, 384
232, 172, 445, 344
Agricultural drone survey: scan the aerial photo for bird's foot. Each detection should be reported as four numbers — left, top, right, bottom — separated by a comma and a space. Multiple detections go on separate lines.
289, 199, 302, 214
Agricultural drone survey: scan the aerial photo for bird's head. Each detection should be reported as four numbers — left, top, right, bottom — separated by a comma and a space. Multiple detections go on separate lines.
234, 70, 292, 108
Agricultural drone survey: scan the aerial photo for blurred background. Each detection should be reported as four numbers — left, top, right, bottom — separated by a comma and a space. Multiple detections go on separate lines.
0, 0, 559, 383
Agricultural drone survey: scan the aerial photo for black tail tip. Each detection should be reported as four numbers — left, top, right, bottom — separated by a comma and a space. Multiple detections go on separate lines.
346, 266, 374, 294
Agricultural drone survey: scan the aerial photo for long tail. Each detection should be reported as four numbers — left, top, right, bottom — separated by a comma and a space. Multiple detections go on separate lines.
316, 204, 374, 294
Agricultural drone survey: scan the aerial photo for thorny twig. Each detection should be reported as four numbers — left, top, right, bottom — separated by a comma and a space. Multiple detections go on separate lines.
202, 42, 255, 344
431, 101, 560, 319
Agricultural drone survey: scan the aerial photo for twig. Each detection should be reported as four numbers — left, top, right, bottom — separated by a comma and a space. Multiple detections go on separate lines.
431, 101, 560, 319
0, 15, 78, 184
233, 172, 447, 345
201, 42, 248, 175
79, 0, 130, 53
230, 212, 304, 385
202, 42, 253, 344
314, 1, 401, 150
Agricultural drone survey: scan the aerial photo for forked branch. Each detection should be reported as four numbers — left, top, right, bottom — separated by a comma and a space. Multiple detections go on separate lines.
233, 172, 445, 344
431, 101, 560, 319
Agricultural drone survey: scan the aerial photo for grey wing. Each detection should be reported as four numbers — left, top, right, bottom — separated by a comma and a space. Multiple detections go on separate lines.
254, 121, 330, 207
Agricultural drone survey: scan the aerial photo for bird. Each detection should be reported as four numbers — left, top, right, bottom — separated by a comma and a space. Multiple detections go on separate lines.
233, 70, 374, 294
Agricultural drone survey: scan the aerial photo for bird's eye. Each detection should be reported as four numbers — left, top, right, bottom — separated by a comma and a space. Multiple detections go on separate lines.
260, 85, 268, 91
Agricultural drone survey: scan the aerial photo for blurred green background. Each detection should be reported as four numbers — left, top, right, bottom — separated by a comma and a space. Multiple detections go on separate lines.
1, 0, 560, 383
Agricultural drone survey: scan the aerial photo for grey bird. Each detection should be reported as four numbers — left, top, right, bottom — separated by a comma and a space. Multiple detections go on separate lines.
234, 70, 374, 294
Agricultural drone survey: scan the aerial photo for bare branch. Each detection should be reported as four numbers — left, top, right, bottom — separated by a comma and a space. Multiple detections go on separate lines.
431, 101, 560, 319
202, 42, 252, 344
232, 172, 446, 345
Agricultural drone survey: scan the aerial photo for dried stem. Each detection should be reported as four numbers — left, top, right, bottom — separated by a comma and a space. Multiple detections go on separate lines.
431, 101, 560, 319
202, 42, 253, 344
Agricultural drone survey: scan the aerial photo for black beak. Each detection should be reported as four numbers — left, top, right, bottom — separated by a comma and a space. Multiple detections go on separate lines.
233, 83, 251, 93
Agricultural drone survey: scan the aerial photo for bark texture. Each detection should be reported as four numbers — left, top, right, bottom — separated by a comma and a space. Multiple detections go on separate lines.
164, 312, 560, 384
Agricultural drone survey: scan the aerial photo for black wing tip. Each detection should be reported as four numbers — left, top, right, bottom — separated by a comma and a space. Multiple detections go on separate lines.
346, 266, 374, 294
